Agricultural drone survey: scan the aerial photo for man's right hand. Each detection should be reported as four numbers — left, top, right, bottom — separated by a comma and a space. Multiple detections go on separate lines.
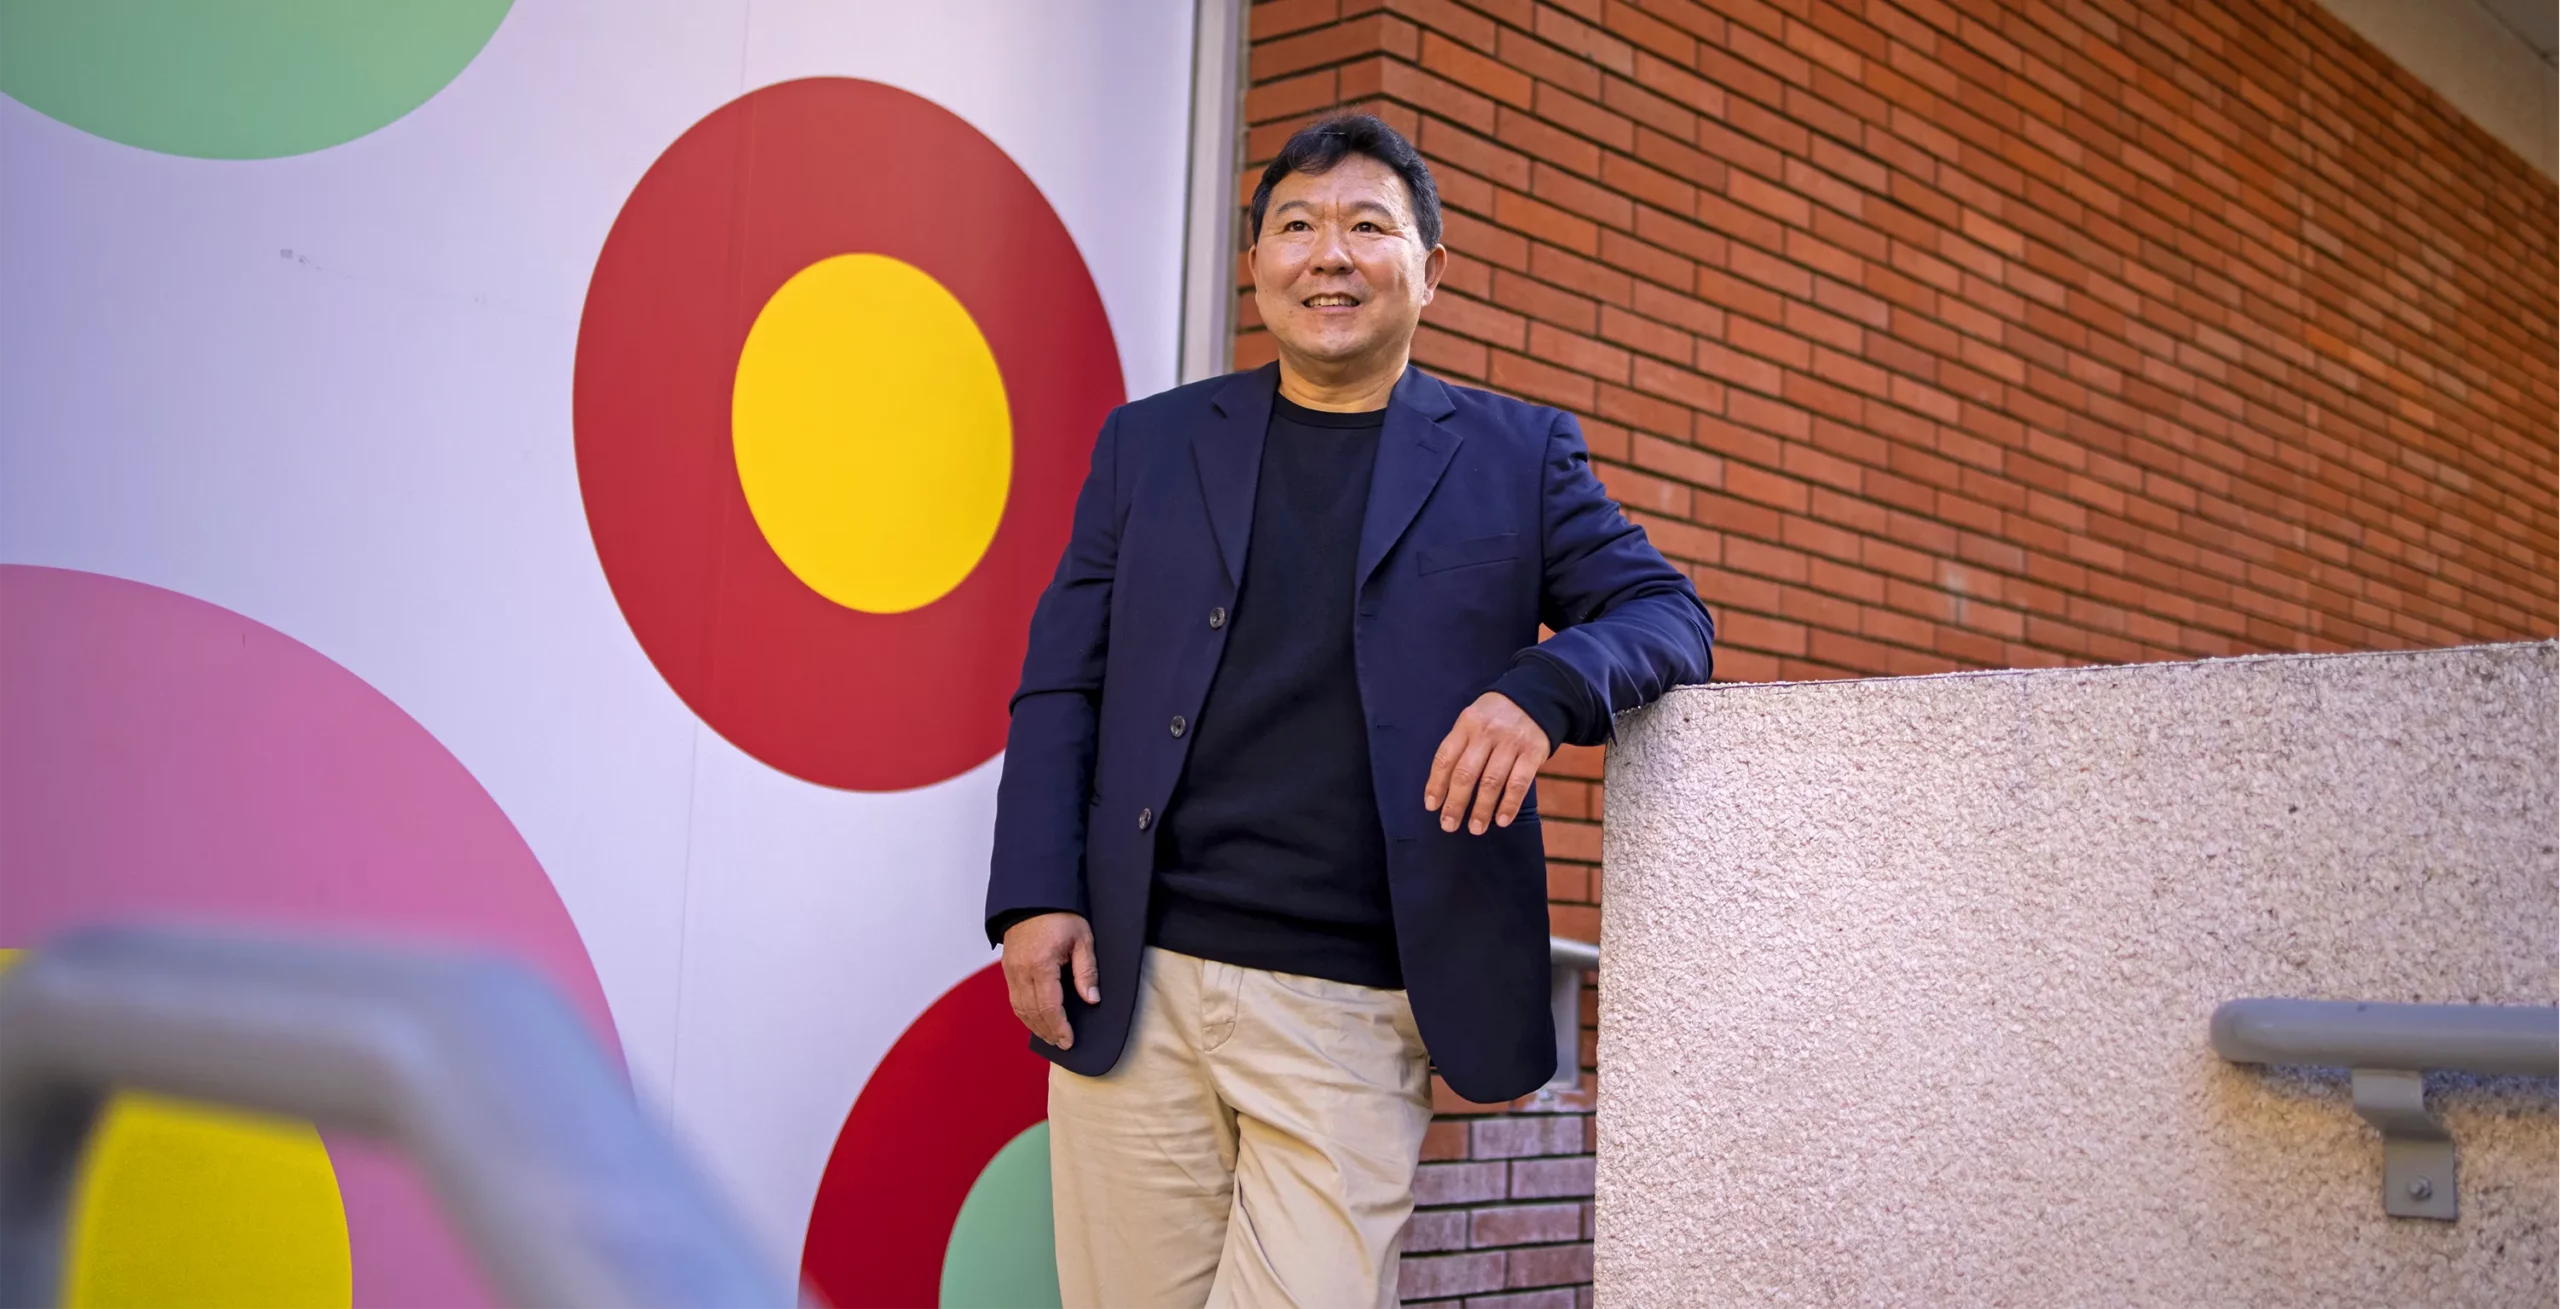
1000, 911, 1099, 1049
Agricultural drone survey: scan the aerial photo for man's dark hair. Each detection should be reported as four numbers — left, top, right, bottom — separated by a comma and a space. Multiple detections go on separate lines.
1248, 113, 1443, 252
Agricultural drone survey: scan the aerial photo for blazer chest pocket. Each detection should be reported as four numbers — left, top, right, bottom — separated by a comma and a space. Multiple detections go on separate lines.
1416, 532, 1522, 576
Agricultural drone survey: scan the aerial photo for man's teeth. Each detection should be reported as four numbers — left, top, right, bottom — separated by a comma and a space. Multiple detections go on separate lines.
1306, 294, 1359, 306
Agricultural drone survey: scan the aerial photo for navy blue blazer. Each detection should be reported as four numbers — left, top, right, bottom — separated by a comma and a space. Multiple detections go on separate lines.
987, 363, 1713, 1102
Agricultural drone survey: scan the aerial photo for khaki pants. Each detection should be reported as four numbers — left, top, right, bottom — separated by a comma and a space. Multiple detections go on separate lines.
1048, 947, 1434, 1309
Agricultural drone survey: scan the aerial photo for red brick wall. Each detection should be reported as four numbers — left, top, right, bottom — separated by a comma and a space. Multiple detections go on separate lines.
1235, 0, 2557, 1303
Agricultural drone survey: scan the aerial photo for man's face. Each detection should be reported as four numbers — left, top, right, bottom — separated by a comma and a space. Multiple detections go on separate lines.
1250, 155, 1446, 373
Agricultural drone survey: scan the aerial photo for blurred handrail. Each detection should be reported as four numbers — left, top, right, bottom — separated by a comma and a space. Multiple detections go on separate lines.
0, 924, 793, 1308
1542, 936, 1600, 1096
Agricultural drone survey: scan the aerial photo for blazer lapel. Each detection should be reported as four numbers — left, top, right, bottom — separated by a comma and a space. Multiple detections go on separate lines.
1355, 367, 1463, 588
1194, 364, 1278, 587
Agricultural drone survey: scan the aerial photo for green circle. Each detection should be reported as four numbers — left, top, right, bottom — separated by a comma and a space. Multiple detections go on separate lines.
939, 1122, 1061, 1309
0, 1, 512, 159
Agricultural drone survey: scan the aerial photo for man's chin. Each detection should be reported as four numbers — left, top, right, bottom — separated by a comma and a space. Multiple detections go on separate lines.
1274, 328, 1390, 366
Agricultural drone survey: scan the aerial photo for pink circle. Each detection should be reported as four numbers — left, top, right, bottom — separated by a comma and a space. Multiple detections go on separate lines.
0, 564, 620, 1308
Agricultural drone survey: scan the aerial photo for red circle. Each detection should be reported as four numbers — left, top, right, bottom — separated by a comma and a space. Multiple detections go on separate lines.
574, 79, 1123, 791
799, 963, 1047, 1308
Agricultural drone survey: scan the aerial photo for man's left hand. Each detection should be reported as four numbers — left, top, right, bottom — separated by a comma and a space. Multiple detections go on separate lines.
1424, 692, 1552, 835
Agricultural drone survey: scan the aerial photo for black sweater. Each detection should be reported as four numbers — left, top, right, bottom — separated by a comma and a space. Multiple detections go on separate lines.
1149, 396, 1400, 985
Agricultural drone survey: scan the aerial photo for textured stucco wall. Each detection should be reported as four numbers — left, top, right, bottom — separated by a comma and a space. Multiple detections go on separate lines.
1597, 643, 2557, 1306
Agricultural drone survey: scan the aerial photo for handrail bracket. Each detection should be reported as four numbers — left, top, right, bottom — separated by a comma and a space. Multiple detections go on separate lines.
2350, 1068, 2456, 1220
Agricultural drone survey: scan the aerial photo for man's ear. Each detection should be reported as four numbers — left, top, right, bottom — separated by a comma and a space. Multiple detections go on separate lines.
1419, 243, 1449, 304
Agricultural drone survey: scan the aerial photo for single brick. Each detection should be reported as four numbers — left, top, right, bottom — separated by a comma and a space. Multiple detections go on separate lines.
1510, 1156, 1597, 1199
1403, 1208, 1471, 1254
1414, 1160, 1509, 1207
1421, 1117, 1471, 1160
1470, 1202, 1587, 1248
1469, 1115, 1587, 1159
1505, 1242, 1597, 1288
1398, 1251, 1506, 1300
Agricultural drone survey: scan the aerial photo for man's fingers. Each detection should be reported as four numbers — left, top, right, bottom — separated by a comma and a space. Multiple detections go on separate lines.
1467, 744, 1517, 834
1028, 968, 1072, 1048
1424, 722, 1471, 812
1070, 931, 1100, 1006
1494, 752, 1537, 828
1440, 733, 1496, 832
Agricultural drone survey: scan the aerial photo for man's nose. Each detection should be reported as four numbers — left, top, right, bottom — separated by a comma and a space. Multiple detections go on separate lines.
1308, 223, 1352, 270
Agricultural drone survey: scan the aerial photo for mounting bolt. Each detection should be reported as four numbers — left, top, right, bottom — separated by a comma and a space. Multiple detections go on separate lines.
2407, 1178, 2434, 1201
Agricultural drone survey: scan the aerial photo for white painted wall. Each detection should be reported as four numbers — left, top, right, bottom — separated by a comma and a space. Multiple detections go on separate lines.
2318, 0, 2557, 177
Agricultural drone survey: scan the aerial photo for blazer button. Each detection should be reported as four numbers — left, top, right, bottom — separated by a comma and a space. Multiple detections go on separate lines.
1208, 606, 1226, 629
1170, 715, 1187, 738
1137, 807, 1153, 830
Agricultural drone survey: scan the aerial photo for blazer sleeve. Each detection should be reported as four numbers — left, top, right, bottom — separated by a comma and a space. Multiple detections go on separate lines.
985, 406, 1123, 942
1507, 410, 1714, 747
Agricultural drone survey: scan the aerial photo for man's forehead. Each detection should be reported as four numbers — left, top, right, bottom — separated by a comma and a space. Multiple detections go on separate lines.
1270, 159, 1411, 214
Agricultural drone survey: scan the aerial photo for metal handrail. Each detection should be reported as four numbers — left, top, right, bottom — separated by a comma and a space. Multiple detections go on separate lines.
1542, 936, 1600, 1096
2211, 997, 2559, 1222
0, 924, 793, 1308
2211, 999, 2559, 1077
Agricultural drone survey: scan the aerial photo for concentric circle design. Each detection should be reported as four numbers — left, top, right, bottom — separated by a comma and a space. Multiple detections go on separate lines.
575, 78, 1124, 792
799, 963, 1051, 1308
0, 1, 511, 159
733, 253, 1013, 615
0, 564, 619, 1309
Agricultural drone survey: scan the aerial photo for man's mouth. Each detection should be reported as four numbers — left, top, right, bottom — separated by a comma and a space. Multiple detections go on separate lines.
1303, 292, 1362, 308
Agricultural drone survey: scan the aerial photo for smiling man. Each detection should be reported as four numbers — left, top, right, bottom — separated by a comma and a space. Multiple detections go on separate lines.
986, 114, 1713, 1308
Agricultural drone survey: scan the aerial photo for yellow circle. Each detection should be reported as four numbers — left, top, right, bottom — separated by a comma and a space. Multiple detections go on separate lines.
0, 952, 349, 1308
65, 1095, 352, 1309
732, 253, 1013, 614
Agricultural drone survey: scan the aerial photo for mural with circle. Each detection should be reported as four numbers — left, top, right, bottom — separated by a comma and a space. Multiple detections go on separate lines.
575, 75, 1120, 1300
4, 6, 1190, 1305
574, 76, 1125, 794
